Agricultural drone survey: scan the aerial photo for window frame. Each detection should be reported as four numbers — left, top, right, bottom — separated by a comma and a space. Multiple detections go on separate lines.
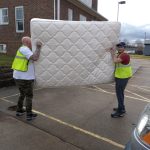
79, 0, 92, 8
0, 44, 7, 53
79, 14, 87, 21
0, 8, 9, 25
68, 8, 73, 21
15, 6, 24, 33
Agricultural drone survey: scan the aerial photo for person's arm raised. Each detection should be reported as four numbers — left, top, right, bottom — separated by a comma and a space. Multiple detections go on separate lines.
109, 48, 122, 63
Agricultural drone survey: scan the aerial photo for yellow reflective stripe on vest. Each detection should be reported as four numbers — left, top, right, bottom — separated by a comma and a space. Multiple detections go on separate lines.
15, 55, 27, 59
11, 47, 29, 72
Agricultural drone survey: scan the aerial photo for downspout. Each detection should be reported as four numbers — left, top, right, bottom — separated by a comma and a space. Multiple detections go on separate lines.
57, 0, 60, 20
54, 0, 56, 20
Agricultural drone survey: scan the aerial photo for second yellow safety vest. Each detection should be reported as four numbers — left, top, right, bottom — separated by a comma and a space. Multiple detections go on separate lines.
12, 46, 29, 72
115, 63, 132, 79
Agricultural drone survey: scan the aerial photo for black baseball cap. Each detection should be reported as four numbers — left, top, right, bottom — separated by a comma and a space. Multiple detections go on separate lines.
116, 42, 126, 48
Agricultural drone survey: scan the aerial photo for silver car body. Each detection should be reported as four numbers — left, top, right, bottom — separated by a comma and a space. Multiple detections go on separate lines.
125, 104, 150, 150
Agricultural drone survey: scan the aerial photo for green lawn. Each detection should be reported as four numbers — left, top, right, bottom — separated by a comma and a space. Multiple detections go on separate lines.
130, 54, 150, 60
0, 55, 14, 66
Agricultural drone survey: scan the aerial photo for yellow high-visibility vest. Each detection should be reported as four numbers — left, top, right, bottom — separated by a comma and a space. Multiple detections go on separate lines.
12, 47, 29, 72
115, 63, 132, 78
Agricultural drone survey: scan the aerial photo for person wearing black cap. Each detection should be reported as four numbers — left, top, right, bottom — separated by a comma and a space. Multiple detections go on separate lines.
109, 42, 132, 118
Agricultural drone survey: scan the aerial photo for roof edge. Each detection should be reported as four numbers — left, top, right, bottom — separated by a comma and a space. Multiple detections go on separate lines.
66, 0, 108, 21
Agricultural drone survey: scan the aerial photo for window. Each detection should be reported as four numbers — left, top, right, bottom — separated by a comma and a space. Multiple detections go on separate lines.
80, 14, 86, 21
68, 8, 73, 21
15, 6, 24, 32
0, 44, 7, 53
0, 8, 9, 25
79, 0, 92, 8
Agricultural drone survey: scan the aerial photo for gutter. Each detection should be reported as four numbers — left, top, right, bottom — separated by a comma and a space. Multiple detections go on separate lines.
57, 0, 60, 20
54, 0, 60, 20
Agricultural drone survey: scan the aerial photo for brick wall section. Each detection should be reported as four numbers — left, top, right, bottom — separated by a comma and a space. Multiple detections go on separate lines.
92, 0, 98, 11
0, 0, 103, 56
0, 0, 54, 56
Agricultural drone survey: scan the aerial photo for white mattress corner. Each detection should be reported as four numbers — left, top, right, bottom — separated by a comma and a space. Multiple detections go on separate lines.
30, 18, 120, 88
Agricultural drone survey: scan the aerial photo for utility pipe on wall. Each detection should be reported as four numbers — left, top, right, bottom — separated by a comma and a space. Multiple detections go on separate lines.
54, 0, 56, 20
57, 0, 60, 20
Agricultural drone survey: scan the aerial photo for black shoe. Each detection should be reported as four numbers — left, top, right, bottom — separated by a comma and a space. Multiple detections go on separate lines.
111, 111, 125, 118
26, 113, 37, 121
113, 107, 126, 113
16, 109, 26, 116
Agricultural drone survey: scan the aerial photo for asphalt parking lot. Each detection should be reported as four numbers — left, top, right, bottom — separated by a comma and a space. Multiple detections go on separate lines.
0, 58, 150, 150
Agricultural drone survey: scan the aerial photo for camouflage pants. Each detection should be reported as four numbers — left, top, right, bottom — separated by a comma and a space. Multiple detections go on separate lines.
15, 79, 34, 113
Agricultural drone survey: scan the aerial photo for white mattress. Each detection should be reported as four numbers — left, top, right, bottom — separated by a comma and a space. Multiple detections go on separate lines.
30, 18, 121, 87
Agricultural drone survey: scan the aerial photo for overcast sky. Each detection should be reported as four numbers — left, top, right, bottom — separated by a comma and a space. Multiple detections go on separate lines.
98, 0, 150, 26
97, 0, 150, 41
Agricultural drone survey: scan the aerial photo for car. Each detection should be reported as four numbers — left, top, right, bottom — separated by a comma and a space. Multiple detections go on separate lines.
127, 50, 135, 54
124, 104, 150, 150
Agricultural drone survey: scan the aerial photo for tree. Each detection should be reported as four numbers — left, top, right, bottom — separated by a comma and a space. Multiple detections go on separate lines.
135, 39, 144, 55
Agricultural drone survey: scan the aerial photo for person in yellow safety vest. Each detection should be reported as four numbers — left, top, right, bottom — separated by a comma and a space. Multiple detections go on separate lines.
109, 42, 132, 118
12, 46, 29, 72
12, 36, 42, 121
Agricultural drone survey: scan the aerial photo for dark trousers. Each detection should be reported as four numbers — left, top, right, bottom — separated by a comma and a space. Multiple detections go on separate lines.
115, 77, 129, 111
15, 79, 34, 114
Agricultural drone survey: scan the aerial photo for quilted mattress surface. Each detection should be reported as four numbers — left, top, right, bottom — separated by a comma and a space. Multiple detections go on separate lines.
30, 18, 121, 87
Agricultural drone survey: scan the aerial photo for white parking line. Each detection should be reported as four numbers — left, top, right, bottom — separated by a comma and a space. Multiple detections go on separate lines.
0, 96, 125, 149
107, 84, 150, 101
0, 98, 14, 104
33, 109, 125, 149
130, 85, 150, 92
111, 83, 150, 90
1, 93, 19, 99
89, 86, 150, 103
125, 89, 150, 101
132, 76, 150, 80
0, 88, 43, 99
